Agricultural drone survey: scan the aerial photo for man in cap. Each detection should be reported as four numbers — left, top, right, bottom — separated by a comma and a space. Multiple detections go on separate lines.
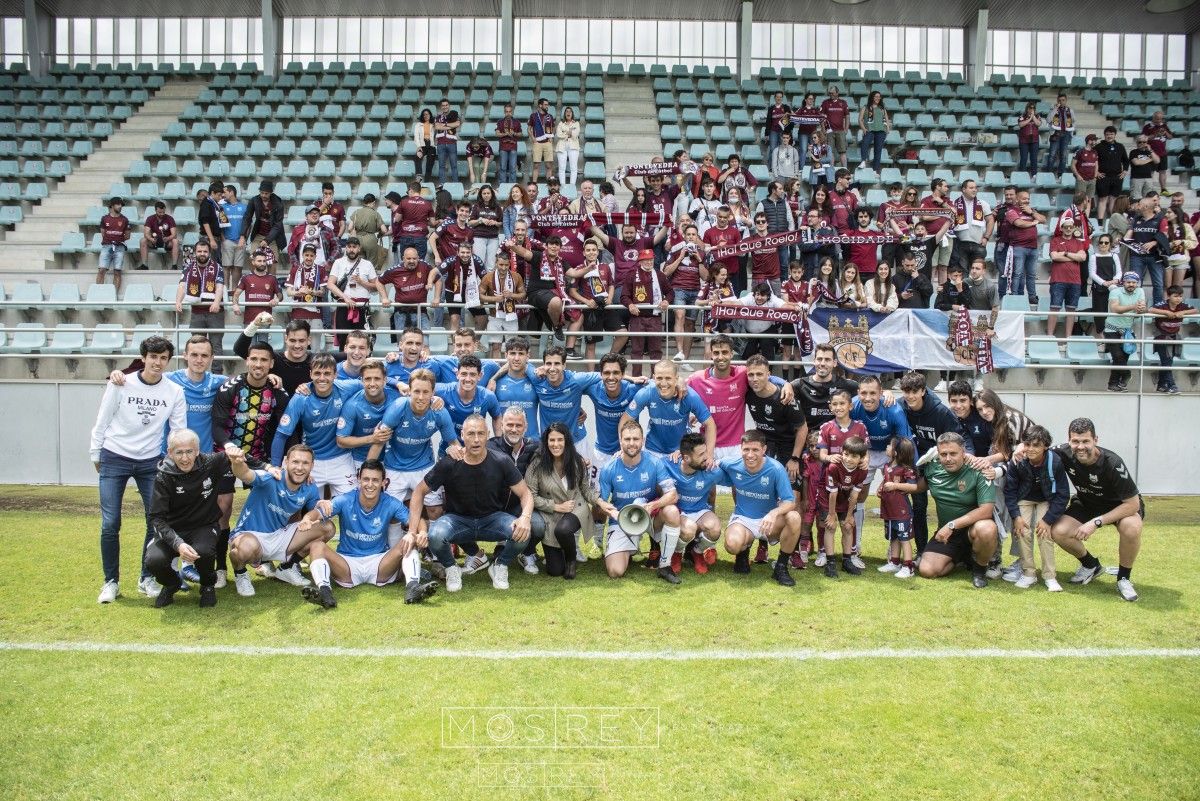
620, 249, 673, 377
244, 180, 287, 265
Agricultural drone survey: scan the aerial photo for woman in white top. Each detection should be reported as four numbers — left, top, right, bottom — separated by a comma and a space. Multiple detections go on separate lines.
724, 186, 755, 236
555, 107, 582, 187
412, 108, 436, 181
864, 260, 898, 313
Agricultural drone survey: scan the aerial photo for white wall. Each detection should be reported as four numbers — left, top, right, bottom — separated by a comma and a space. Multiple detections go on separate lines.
1, 380, 1196, 494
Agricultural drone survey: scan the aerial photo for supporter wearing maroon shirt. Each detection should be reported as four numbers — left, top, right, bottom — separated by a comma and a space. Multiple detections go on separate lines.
664, 224, 707, 360
232, 252, 282, 326
621, 250, 674, 375
920, 178, 955, 282
747, 215, 783, 285
500, 221, 543, 287
140, 201, 178, 268
1047, 222, 1089, 342
534, 178, 586, 268
1072, 134, 1100, 201
393, 181, 434, 261
381, 246, 439, 332
590, 223, 662, 293
702, 206, 745, 294
285, 244, 327, 322
846, 208, 879, 278
97, 197, 131, 291
528, 97, 556, 182
765, 91, 792, 166
717, 154, 757, 202
466, 138, 494, 186
433, 98, 462, 184
317, 182, 347, 238
827, 170, 858, 233
1142, 110, 1174, 191
494, 104, 522, 183
428, 201, 474, 263
820, 86, 851, 168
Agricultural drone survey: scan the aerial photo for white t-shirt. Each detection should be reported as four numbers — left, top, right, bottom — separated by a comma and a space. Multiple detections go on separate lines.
737, 294, 786, 333
329, 256, 377, 302
89, 371, 187, 462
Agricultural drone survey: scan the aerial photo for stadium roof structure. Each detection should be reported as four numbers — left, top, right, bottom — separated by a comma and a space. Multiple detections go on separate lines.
6, 0, 1199, 35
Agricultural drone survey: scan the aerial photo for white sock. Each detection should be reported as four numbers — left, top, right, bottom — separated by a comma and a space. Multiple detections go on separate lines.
853, 504, 865, 553
310, 558, 331, 588
659, 526, 680, 567
674, 537, 688, 554
696, 534, 717, 551
402, 550, 421, 582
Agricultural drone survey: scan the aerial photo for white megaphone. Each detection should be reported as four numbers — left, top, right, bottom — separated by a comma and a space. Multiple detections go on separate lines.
617, 502, 653, 537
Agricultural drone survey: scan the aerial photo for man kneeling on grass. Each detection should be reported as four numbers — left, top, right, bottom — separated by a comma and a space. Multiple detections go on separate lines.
298, 459, 437, 609
143, 429, 231, 609
915, 432, 999, 588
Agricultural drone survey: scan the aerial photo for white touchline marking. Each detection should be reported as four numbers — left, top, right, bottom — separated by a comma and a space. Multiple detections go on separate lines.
1, 641, 1198, 662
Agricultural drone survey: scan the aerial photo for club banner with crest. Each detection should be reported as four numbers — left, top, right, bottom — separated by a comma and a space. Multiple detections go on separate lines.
800, 307, 1026, 374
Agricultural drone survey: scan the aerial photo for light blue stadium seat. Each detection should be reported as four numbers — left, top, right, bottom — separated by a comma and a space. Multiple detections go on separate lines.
46, 282, 81, 312
84, 282, 118, 307
1026, 338, 1069, 365
121, 283, 156, 313
0, 323, 46, 353
43, 323, 87, 354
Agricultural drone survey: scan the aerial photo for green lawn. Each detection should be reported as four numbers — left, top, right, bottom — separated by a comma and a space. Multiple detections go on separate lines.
1, 487, 1198, 800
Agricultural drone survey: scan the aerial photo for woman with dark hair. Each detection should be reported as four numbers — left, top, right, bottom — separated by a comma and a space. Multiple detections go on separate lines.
972, 386, 1038, 580
857, 90, 890, 174
1016, 102, 1043, 178
469, 184, 503, 268
412, 108, 437, 181
524, 422, 597, 579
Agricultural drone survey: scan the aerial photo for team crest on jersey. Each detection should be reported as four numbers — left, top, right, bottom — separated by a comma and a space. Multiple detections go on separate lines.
337, 418, 346, 429
401, 421, 410, 428
1089, 474, 1099, 483
639, 472, 649, 481
761, 476, 769, 485
957, 479, 967, 491
280, 414, 291, 427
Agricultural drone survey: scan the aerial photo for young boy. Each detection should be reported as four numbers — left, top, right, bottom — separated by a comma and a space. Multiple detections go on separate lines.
1148, 284, 1197, 394
818, 389, 870, 466
1002, 425, 1070, 591
821, 436, 868, 578
796, 429, 823, 568
876, 437, 919, 579
780, 260, 809, 381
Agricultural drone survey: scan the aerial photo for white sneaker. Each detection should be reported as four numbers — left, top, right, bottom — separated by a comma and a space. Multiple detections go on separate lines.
137, 576, 162, 599
1014, 574, 1037, 589
849, 554, 866, 570
857, 161, 868, 171
214, 569, 227, 589
1069, 563, 1103, 584
234, 571, 256, 597
97, 580, 120, 604
814, 552, 827, 567
894, 565, 914, 579
519, 554, 539, 575
273, 564, 311, 587
985, 562, 1004, 580
1002, 562, 1023, 583
1116, 577, 1139, 601
488, 562, 510, 590
672, 351, 686, 363
934, 380, 948, 392
445, 565, 463, 592
878, 561, 901, 573
1044, 577, 1064, 592
575, 549, 588, 563
254, 562, 275, 578
973, 379, 983, 392
462, 553, 490, 575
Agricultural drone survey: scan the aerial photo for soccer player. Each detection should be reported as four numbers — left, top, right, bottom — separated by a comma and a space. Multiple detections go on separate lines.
744, 354, 806, 470
594, 420, 682, 584
227, 443, 324, 597
719, 430, 802, 586
915, 432, 998, 588
850, 374, 913, 547
1048, 418, 1144, 602
334, 329, 373, 379
579, 353, 644, 553
819, 436, 869, 578
619, 360, 715, 461
412, 416, 537, 592
499, 346, 603, 451
384, 327, 444, 384
490, 336, 540, 438
143, 430, 230, 608
298, 459, 437, 608
234, 318, 327, 394
211, 341, 292, 580
270, 352, 359, 496
435, 354, 502, 448
335, 359, 401, 468
687, 334, 793, 464
791, 343, 860, 446
91, 335, 188, 603
665, 433, 726, 575
368, 368, 461, 533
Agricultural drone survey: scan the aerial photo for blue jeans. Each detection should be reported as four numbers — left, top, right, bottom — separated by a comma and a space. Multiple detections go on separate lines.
766, 131, 782, 168
795, 133, 810, 170
1128, 252, 1164, 304
1018, 142, 1039, 176
858, 130, 887, 172
395, 235, 427, 262
498, 149, 518, 183
436, 142, 459, 184
1007, 245, 1041, 301
428, 511, 532, 567
98, 448, 159, 582
1044, 134, 1071, 177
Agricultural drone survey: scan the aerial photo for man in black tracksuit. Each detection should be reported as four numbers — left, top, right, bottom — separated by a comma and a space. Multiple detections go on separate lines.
897, 370, 974, 554
144, 431, 232, 608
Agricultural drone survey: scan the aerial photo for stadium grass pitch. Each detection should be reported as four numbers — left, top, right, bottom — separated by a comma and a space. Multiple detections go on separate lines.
1, 486, 1197, 800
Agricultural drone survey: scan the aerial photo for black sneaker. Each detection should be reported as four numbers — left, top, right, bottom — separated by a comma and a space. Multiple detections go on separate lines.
772, 562, 795, 587
841, 556, 862, 576
824, 560, 838, 578
553, 324, 565, 341
657, 566, 681, 585
154, 584, 180, 608
405, 579, 438, 604
301, 584, 337, 609
971, 571, 988, 589
733, 549, 751, 574
1107, 383, 1126, 393
565, 347, 579, 360
198, 585, 217, 608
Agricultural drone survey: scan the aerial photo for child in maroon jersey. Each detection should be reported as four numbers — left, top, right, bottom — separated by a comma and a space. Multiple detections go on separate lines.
820, 437, 868, 578
797, 429, 824, 568
876, 437, 920, 579
817, 390, 869, 464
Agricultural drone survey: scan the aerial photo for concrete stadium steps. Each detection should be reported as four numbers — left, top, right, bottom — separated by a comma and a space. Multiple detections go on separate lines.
1048, 88, 1197, 207
603, 79, 661, 204
0, 80, 205, 272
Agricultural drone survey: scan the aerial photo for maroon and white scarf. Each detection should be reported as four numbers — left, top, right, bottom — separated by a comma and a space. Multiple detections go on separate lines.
952, 306, 995, 374
711, 303, 807, 325
182, 258, 220, 303
530, 211, 667, 229
613, 161, 699, 181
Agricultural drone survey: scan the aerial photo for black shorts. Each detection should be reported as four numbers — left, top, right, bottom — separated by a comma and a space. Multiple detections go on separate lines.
528, 288, 559, 311
1096, 176, 1123, 198
1063, 497, 1145, 525
600, 306, 628, 332
217, 468, 237, 495
922, 526, 973, 563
